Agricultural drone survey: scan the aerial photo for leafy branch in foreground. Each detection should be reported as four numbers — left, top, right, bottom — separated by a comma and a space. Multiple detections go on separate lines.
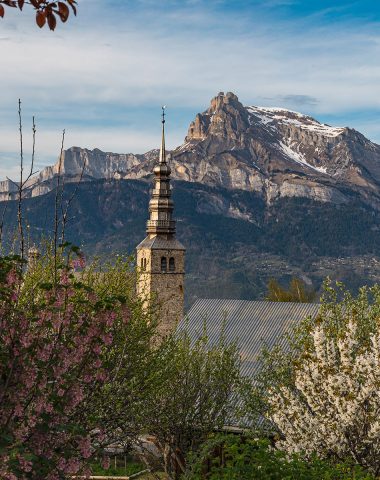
0, 0, 77, 30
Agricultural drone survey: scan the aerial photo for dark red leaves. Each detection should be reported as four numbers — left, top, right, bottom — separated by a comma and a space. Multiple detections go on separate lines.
46, 11, 56, 30
1, 0, 17, 6
0, 0, 78, 29
36, 10, 46, 28
67, 0, 76, 15
57, 2, 69, 22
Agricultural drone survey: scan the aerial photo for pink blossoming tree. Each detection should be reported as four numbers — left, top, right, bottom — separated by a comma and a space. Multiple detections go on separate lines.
0, 247, 144, 479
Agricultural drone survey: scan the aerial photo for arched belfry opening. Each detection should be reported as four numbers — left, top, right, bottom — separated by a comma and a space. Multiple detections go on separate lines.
169, 257, 175, 272
161, 257, 167, 272
136, 107, 186, 337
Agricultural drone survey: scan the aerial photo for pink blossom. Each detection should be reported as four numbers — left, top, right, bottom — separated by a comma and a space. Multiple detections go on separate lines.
18, 455, 33, 473
78, 437, 92, 459
105, 311, 116, 327
93, 344, 102, 355
6, 269, 18, 286
71, 255, 86, 269
93, 359, 101, 368
96, 370, 107, 382
65, 457, 80, 474
101, 332, 113, 346
0, 253, 125, 478
101, 456, 110, 470
60, 271, 70, 286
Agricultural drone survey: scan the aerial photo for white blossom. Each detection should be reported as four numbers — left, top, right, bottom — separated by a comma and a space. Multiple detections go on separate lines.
267, 315, 380, 475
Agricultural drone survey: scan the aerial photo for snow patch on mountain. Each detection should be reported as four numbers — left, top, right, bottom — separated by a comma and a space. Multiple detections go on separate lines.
248, 106, 345, 138
277, 141, 328, 174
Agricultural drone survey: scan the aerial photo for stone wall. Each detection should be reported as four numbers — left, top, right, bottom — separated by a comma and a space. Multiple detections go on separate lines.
137, 246, 185, 337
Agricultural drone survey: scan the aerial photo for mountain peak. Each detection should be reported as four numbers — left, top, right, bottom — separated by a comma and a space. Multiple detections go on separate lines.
209, 91, 242, 111
185, 91, 249, 142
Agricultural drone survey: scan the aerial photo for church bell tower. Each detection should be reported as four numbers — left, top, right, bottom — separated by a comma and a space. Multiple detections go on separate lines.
136, 108, 185, 336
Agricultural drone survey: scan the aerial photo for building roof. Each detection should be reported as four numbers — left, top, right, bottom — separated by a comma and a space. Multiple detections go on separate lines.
136, 235, 185, 251
178, 298, 320, 380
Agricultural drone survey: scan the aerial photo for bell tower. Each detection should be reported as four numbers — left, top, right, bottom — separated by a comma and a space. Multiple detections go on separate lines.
136, 107, 185, 337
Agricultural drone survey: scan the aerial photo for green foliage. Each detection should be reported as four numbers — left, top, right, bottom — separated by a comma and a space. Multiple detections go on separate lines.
141, 327, 242, 479
184, 434, 374, 480
91, 458, 144, 476
266, 277, 317, 302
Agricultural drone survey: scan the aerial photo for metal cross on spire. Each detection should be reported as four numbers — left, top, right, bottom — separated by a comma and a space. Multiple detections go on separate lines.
162, 105, 166, 124
159, 106, 166, 164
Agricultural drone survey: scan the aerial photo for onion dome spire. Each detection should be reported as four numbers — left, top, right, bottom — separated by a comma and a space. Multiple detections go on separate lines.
146, 107, 175, 237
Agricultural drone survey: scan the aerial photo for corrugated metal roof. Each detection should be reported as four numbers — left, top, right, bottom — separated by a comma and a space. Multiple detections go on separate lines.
178, 299, 320, 380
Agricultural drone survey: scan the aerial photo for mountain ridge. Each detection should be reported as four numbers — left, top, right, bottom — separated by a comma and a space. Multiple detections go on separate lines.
0, 177, 379, 306
2, 92, 380, 214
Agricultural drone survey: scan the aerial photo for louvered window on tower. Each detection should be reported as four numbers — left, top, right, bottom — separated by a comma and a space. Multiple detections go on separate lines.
161, 257, 167, 272
169, 257, 175, 272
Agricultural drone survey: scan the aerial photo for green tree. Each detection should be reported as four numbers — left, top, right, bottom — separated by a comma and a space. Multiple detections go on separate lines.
139, 329, 242, 480
266, 277, 317, 303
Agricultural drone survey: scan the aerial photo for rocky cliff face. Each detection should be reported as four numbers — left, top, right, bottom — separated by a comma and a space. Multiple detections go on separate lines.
0, 147, 150, 201
2, 92, 380, 210
168, 92, 380, 209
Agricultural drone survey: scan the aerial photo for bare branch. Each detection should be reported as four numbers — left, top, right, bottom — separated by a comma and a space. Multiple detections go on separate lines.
21, 116, 37, 189
17, 98, 25, 259
53, 129, 65, 279
60, 156, 86, 245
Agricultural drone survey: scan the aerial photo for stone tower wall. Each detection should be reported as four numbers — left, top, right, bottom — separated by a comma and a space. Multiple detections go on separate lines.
137, 247, 185, 337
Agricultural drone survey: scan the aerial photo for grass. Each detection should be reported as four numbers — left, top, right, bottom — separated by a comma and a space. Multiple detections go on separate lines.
91, 458, 145, 477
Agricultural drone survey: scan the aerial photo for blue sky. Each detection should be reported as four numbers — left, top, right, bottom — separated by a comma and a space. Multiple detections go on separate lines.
0, 0, 380, 179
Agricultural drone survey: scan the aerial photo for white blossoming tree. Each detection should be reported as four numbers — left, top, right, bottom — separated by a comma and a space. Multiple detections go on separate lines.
264, 283, 380, 475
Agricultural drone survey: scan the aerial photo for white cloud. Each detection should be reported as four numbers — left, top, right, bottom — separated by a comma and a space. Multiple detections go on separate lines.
0, 0, 379, 179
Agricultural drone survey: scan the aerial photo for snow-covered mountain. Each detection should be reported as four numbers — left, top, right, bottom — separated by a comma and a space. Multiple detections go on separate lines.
2, 92, 380, 210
